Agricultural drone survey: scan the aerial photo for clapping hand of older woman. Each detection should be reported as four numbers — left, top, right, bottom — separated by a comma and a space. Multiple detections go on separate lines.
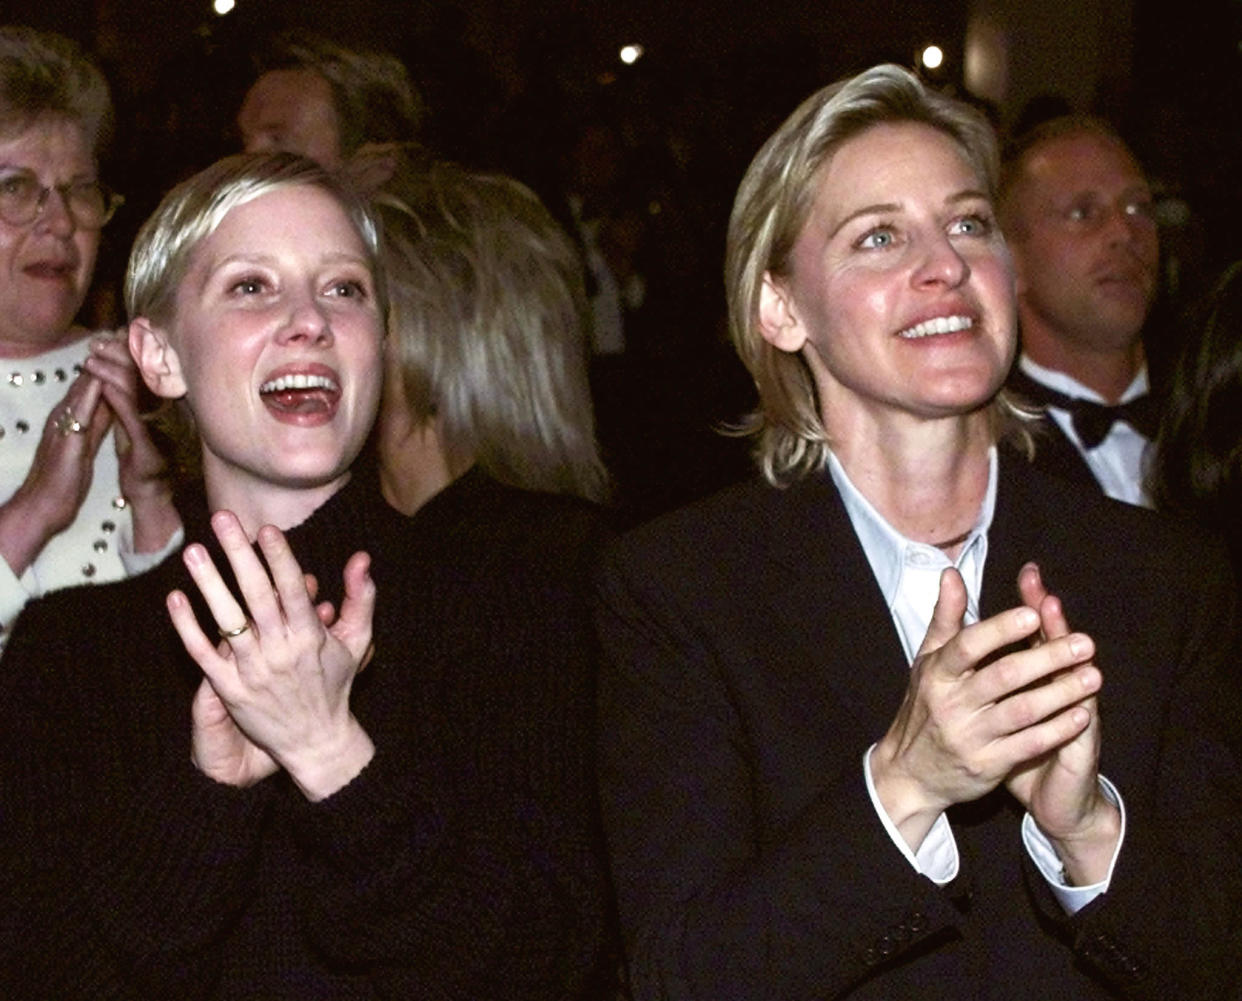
83, 330, 179, 550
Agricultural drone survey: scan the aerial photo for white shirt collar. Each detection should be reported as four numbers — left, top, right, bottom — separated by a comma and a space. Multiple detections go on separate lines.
1018, 354, 1149, 405
827, 447, 998, 662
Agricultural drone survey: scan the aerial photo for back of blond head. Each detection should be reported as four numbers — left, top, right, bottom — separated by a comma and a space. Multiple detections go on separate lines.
725, 63, 1027, 485
373, 153, 609, 503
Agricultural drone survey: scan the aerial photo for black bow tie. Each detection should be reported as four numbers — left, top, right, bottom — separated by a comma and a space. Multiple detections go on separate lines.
1008, 369, 1158, 450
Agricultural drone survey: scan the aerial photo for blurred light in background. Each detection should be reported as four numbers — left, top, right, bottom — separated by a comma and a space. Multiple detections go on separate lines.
920, 44, 944, 70
620, 44, 645, 65
213, 0, 235, 14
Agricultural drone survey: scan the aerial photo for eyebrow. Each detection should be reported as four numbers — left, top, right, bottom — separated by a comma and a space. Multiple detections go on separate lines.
827, 189, 991, 240
195, 250, 370, 293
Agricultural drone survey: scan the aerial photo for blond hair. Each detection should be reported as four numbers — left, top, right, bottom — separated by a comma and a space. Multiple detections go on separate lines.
725, 63, 1031, 486
372, 153, 609, 503
0, 25, 112, 154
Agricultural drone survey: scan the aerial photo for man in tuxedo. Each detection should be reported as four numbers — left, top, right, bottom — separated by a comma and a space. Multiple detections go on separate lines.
999, 117, 1160, 505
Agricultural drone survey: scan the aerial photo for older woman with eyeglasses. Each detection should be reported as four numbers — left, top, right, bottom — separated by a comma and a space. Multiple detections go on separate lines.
0, 25, 181, 646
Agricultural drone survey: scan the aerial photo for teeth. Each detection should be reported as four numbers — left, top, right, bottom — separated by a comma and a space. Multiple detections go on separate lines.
259, 373, 338, 393
898, 315, 973, 339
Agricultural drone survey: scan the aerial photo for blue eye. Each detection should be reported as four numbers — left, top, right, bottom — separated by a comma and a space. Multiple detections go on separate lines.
950, 214, 993, 236
857, 228, 894, 249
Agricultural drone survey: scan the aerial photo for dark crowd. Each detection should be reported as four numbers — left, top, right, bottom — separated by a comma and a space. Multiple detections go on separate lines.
1, 5, 1241, 1000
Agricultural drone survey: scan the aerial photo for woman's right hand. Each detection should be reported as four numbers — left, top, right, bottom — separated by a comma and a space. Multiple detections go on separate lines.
870, 568, 1101, 852
0, 371, 111, 578
168, 511, 377, 800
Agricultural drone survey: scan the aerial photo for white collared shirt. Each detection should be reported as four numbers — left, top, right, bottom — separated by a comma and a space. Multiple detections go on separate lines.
827, 449, 1124, 914
1019, 355, 1152, 508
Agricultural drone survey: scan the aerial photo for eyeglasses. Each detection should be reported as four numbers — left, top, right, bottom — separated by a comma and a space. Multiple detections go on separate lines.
0, 169, 124, 230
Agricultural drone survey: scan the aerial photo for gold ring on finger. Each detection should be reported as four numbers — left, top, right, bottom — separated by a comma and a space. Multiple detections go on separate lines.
218, 621, 251, 639
54, 407, 85, 437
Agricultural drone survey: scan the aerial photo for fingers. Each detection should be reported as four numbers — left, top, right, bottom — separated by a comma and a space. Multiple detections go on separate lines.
974, 629, 1096, 704
1018, 562, 1072, 642
166, 587, 228, 670
918, 592, 1042, 684
334, 550, 376, 661
83, 331, 139, 395
255, 523, 319, 637
914, 568, 969, 659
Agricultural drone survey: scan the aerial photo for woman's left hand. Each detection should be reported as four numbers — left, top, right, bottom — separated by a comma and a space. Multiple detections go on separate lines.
1007, 562, 1121, 885
167, 510, 377, 801
85, 331, 181, 553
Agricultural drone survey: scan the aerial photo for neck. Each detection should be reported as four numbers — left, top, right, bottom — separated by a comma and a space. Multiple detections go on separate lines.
832, 412, 992, 553
377, 420, 460, 516
0, 325, 89, 360
205, 470, 352, 539
1019, 319, 1145, 403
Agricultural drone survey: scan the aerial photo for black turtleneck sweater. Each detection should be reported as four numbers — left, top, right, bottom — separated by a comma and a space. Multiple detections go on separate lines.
0, 466, 612, 1000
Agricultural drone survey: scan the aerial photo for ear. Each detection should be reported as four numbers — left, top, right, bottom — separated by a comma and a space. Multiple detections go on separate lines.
129, 318, 187, 399
757, 272, 806, 353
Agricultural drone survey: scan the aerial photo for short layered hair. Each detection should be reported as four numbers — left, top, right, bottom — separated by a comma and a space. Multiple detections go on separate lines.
725, 63, 1030, 486
0, 25, 113, 155
125, 151, 383, 326
371, 152, 609, 503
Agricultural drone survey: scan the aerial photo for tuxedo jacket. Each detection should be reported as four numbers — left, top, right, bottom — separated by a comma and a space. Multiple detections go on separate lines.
595, 448, 1242, 1001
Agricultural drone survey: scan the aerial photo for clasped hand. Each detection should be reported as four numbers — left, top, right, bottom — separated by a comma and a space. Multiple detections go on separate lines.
872, 563, 1119, 884
167, 511, 377, 802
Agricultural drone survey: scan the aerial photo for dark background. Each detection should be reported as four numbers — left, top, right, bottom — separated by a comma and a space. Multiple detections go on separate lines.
8, 0, 1242, 518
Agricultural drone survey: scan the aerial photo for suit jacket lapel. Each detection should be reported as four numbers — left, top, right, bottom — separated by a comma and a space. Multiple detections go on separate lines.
760, 470, 912, 730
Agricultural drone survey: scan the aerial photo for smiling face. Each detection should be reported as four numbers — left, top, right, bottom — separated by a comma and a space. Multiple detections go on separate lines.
760, 121, 1016, 439
1003, 130, 1158, 362
134, 183, 383, 525
0, 115, 101, 356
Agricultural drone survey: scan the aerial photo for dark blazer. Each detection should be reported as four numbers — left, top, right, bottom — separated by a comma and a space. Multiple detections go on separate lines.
595, 448, 1242, 1001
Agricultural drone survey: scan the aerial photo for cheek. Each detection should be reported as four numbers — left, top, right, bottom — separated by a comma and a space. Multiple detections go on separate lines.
74, 233, 100, 286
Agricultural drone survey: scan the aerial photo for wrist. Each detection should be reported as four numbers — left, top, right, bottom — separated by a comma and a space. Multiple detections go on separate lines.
0, 490, 64, 576
283, 716, 376, 802
124, 485, 182, 553
870, 739, 947, 852
1045, 798, 1122, 886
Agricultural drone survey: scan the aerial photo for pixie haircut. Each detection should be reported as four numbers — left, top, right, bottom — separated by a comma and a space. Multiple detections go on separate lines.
0, 25, 113, 155
125, 151, 383, 327
254, 30, 423, 158
371, 151, 609, 503
726, 63, 1030, 486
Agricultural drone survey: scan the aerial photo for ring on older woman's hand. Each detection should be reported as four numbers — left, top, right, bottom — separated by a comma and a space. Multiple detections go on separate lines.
218, 621, 251, 639
54, 406, 85, 437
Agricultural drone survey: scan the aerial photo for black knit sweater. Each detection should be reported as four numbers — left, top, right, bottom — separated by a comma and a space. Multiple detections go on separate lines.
0, 466, 612, 999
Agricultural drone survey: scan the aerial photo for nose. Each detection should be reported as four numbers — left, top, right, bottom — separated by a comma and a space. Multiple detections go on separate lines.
33, 188, 76, 238
278, 294, 334, 347
913, 233, 970, 289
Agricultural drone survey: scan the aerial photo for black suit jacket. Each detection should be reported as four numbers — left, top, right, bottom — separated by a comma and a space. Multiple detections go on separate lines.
595, 449, 1242, 1000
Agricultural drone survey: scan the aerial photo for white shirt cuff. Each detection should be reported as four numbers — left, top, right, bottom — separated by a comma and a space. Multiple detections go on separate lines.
1021, 775, 1126, 915
119, 524, 183, 576
864, 744, 960, 885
